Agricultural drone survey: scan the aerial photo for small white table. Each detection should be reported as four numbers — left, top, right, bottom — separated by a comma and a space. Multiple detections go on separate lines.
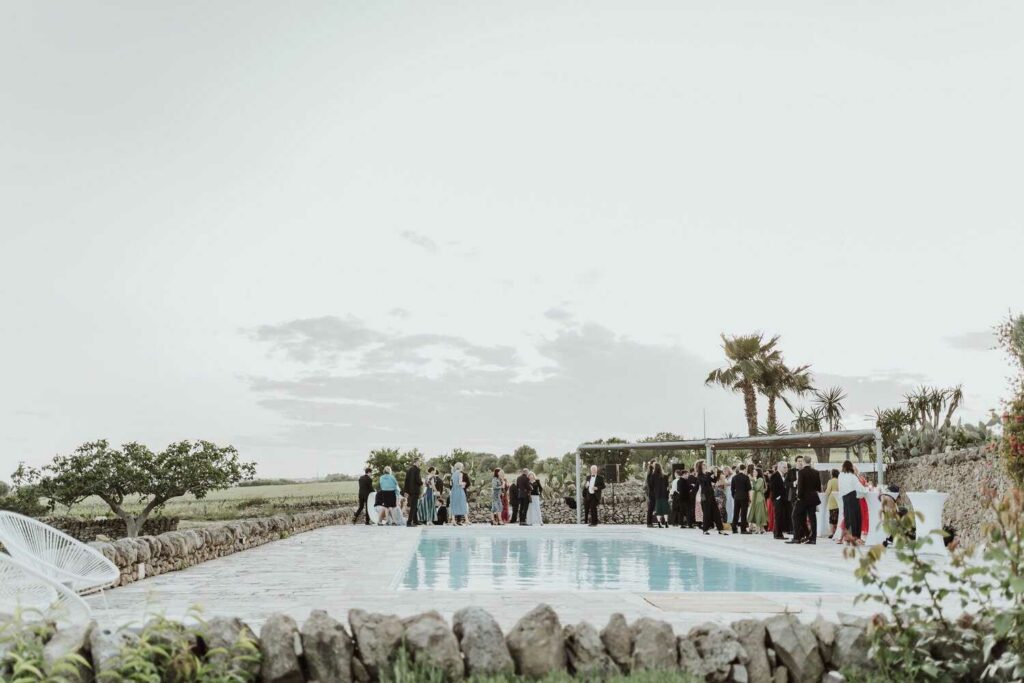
907, 490, 949, 555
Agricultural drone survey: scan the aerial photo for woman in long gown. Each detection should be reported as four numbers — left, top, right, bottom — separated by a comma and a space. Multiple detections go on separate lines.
526, 472, 543, 526
417, 467, 438, 524
723, 466, 735, 527
490, 469, 504, 525
749, 465, 768, 533
450, 462, 469, 525
696, 460, 725, 534
500, 473, 510, 524
651, 462, 670, 528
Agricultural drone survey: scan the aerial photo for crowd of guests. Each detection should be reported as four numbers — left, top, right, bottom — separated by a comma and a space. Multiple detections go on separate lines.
642, 456, 892, 546
352, 458, 547, 527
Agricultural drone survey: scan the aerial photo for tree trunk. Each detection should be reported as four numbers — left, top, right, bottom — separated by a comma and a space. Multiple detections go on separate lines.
742, 382, 759, 436
123, 516, 142, 538
766, 396, 778, 433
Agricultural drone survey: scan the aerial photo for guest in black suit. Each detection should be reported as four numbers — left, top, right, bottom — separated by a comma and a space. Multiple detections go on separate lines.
789, 458, 823, 544
644, 461, 656, 527
354, 467, 374, 525
730, 467, 752, 534
670, 469, 683, 527
682, 470, 697, 528
404, 458, 423, 526
696, 459, 726, 534
509, 475, 521, 523
785, 457, 800, 534
770, 462, 790, 539
515, 469, 532, 525
583, 465, 606, 526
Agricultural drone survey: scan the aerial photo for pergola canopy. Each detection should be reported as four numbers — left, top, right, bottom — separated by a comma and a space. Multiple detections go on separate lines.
577, 429, 878, 453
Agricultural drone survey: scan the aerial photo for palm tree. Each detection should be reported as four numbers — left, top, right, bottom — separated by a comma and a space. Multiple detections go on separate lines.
756, 360, 814, 433
706, 333, 780, 436
814, 386, 847, 431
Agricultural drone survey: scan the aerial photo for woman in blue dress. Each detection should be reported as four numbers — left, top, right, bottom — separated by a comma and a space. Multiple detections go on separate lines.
450, 462, 469, 525
377, 466, 400, 525
417, 466, 438, 524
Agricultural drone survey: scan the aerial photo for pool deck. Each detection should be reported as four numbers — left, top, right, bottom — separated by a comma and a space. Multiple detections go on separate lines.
87, 524, 916, 632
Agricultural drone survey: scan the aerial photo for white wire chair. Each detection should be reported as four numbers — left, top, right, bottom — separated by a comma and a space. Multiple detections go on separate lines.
0, 553, 92, 627
0, 511, 120, 594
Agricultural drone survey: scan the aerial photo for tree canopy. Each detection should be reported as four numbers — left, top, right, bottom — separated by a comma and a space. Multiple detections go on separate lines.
14, 439, 255, 537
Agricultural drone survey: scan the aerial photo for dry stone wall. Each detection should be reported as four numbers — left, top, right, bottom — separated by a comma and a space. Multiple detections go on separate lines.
90, 509, 348, 586
44, 516, 179, 542
884, 446, 1014, 546
21, 604, 872, 683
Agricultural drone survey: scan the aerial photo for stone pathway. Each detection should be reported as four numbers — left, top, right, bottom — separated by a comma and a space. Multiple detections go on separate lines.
88, 524, 915, 632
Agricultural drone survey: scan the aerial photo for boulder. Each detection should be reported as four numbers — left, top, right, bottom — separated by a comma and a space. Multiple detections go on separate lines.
630, 618, 677, 671
564, 622, 617, 677
505, 604, 567, 677
764, 615, 824, 683
259, 613, 303, 683
688, 623, 747, 682
452, 606, 514, 677
600, 613, 633, 673
678, 636, 705, 677
733, 619, 771, 683
772, 665, 788, 683
811, 616, 837, 668
42, 620, 93, 682
302, 609, 353, 683
348, 609, 404, 681
202, 617, 261, 680
402, 612, 464, 681
88, 624, 137, 677
832, 616, 870, 672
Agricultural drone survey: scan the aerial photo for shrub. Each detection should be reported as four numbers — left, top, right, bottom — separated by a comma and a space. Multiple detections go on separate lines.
847, 489, 1024, 682
0, 483, 48, 517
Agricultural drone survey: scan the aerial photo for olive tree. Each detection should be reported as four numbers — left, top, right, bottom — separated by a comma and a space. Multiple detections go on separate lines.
14, 439, 256, 537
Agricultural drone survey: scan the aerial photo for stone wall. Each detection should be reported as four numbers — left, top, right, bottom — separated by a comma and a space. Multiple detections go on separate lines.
885, 446, 1015, 547
90, 509, 348, 587
44, 516, 179, 542
26, 604, 868, 683
466, 480, 650, 525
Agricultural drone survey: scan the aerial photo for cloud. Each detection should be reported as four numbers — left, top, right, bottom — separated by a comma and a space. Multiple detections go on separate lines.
944, 330, 995, 351
249, 316, 383, 364
399, 230, 438, 252
543, 307, 573, 322
389, 308, 410, 318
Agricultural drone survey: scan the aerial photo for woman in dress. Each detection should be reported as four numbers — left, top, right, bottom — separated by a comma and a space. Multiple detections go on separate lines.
450, 462, 469, 526
824, 468, 840, 537
377, 466, 400, 525
651, 462, 670, 528
526, 471, 543, 526
838, 460, 867, 545
500, 472, 511, 524
749, 464, 768, 533
696, 460, 726, 534
490, 468, 504, 525
418, 466, 438, 525
723, 465, 735, 527
714, 469, 728, 526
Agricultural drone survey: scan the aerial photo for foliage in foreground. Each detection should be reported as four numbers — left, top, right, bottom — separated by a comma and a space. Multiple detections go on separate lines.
847, 488, 1024, 682
997, 312, 1024, 486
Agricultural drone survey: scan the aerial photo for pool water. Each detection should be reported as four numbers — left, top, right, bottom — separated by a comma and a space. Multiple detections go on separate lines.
396, 533, 831, 592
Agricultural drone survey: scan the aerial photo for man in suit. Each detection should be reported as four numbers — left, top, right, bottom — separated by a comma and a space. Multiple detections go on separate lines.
789, 458, 823, 544
583, 465, 606, 526
509, 474, 521, 523
770, 462, 790, 539
354, 467, 374, 525
785, 456, 801, 534
516, 469, 532, 525
669, 469, 683, 527
730, 465, 753, 534
645, 461, 656, 527
681, 470, 697, 528
404, 457, 423, 527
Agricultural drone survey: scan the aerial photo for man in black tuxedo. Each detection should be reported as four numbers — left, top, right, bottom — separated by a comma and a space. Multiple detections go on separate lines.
770, 462, 790, 539
731, 465, 753, 534
789, 459, 823, 544
509, 475, 521, 523
644, 461, 656, 527
516, 469, 532, 525
681, 470, 696, 528
785, 457, 800, 534
404, 458, 423, 526
583, 465, 606, 526
354, 467, 374, 524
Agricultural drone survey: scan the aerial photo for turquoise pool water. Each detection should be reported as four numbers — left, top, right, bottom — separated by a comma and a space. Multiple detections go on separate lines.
397, 534, 830, 592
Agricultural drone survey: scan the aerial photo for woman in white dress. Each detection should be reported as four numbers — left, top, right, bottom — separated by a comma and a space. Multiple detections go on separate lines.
526, 471, 543, 526
723, 465, 735, 526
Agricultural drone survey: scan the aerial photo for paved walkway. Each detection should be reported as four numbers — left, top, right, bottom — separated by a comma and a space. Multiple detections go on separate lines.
88, 524, 912, 632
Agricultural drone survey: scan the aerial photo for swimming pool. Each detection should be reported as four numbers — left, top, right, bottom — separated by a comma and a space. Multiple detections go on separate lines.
396, 529, 836, 592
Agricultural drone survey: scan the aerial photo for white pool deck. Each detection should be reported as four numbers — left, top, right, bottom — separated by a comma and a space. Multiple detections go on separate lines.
87, 524, 919, 632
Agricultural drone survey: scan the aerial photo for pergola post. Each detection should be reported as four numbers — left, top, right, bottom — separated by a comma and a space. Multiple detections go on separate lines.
874, 429, 885, 487
705, 441, 713, 468
575, 448, 582, 525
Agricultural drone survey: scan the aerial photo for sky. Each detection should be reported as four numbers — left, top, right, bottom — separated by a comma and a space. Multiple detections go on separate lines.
1, 1, 1022, 479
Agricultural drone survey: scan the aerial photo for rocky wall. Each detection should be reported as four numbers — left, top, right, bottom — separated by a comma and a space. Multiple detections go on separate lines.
44, 516, 179, 542
884, 447, 1015, 547
25, 604, 868, 683
89, 509, 348, 587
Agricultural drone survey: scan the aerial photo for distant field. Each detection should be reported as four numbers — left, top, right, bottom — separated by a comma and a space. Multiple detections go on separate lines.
65, 480, 359, 522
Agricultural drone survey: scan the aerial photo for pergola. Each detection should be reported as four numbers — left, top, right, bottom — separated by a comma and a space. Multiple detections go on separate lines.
573, 429, 883, 525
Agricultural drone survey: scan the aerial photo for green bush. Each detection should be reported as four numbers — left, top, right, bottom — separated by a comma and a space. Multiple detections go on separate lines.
846, 489, 1024, 682
0, 612, 90, 682
0, 484, 48, 517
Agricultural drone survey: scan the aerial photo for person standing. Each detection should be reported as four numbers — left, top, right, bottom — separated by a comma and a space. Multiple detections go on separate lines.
644, 461, 656, 527
584, 465, 605, 526
418, 467, 438, 525
515, 468, 532, 526
730, 465, 752, 534
405, 458, 423, 527
785, 457, 801, 535
838, 460, 866, 545
695, 460, 725, 534
490, 468, 504, 525
500, 471, 511, 524
748, 465, 768, 533
790, 458, 822, 544
824, 468, 840, 537
770, 462, 790, 539
354, 467, 374, 525
508, 473, 521, 523
526, 471, 543, 526
670, 469, 683, 527
723, 465, 735, 527
377, 466, 400, 525
450, 463, 469, 525
651, 463, 670, 528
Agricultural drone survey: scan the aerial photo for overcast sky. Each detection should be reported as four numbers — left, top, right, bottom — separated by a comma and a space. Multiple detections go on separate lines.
2, 1, 1022, 479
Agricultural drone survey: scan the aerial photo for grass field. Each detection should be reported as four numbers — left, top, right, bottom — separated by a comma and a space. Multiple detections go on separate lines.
64, 480, 360, 522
